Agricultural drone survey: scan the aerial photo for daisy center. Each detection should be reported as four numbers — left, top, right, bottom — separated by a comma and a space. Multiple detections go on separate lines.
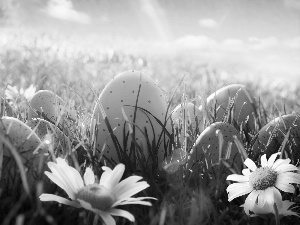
76, 184, 116, 210
249, 167, 278, 190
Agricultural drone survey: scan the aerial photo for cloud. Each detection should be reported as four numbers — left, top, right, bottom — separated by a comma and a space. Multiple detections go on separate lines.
45, 0, 91, 24
247, 36, 279, 50
198, 18, 218, 29
283, 36, 300, 49
174, 35, 217, 49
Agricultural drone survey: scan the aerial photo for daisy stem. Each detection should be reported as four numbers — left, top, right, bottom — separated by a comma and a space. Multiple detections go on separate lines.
273, 203, 280, 225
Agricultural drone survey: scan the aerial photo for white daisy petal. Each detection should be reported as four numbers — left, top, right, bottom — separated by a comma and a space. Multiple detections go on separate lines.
260, 154, 268, 167
267, 153, 281, 167
227, 183, 253, 201
48, 159, 84, 194
57, 160, 84, 192
97, 210, 116, 225
260, 187, 278, 208
77, 199, 94, 211
244, 158, 257, 171
114, 176, 143, 195
242, 169, 251, 176
107, 208, 135, 222
275, 164, 299, 173
272, 158, 291, 170
102, 164, 125, 190
84, 167, 95, 185
244, 190, 261, 215
277, 172, 300, 184
226, 174, 249, 182
112, 197, 156, 207
44, 172, 76, 199
39, 194, 81, 208
275, 180, 295, 193
115, 181, 150, 200
113, 200, 152, 207
100, 167, 113, 186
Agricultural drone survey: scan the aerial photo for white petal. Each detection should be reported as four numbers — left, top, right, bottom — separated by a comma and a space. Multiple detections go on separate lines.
258, 187, 282, 209
77, 199, 94, 211
114, 176, 143, 195
243, 190, 261, 215
261, 154, 268, 167
102, 164, 125, 190
84, 167, 95, 185
113, 200, 152, 207
267, 153, 281, 167
48, 159, 84, 195
226, 174, 249, 182
275, 180, 295, 193
275, 164, 299, 173
57, 160, 84, 192
272, 158, 291, 170
227, 183, 253, 202
277, 172, 300, 184
100, 166, 114, 186
39, 194, 81, 208
97, 210, 116, 225
112, 197, 156, 207
107, 208, 135, 222
244, 158, 257, 171
242, 169, 251, 176
116, 181, 149, 200
44, 172, 76, 199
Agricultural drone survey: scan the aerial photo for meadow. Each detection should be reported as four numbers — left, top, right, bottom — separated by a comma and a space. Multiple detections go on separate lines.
0, 30, 300, 225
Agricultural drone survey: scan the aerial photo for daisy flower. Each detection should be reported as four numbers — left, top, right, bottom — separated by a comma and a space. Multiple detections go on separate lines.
226, 152, 300, 215
39, 157, 156, 225
5, 84, 36, 101
243, 200, 299, 218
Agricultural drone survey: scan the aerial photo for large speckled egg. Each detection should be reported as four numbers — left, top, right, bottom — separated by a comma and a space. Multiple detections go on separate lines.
187, 122, 243, 171
252, 114, 300, 161
171, 102, 204, 137
28, 90, 76, 139
91, 70, 172, 168
206, 84, 258, 131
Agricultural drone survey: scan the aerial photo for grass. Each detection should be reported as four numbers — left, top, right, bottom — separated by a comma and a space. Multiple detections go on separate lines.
1, 30, 300, 225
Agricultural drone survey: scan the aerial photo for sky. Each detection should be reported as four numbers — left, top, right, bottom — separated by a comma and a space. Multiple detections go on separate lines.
1, 0, 300, 80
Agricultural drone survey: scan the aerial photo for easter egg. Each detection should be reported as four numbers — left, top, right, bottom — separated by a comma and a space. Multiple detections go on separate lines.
0, 117, 44, 157
26, 118, 69, 153
28, 90, 76, 139
206, 84, 258, 132
171, 102, 204, 136
0, 117, 47, 190
187, 122, 243, 171
91, 70, 172, 169
252, 114, 300, 161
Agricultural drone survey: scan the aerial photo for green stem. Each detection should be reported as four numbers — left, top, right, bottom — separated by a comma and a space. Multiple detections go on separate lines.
273, 202, 280, 225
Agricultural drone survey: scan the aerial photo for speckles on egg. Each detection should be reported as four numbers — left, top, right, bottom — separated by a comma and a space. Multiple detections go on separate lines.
206, 84, 258, 132
91, 70, 172, 169
252, 114, 300, 161
187, 122, 243, 170
0, 117, 44, 158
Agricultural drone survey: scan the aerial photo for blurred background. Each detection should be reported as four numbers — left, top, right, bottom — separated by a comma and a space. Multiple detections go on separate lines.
0, 0, 299, 82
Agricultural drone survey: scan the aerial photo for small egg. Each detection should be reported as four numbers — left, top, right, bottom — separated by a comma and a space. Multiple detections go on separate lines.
206, 84, 258, 131
252, 114, 300, 161
171, 102, 204, 136
187, 122, 243, 171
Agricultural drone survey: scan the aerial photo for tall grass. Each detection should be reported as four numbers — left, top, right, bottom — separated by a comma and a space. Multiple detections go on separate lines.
0, 30, 300, 225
